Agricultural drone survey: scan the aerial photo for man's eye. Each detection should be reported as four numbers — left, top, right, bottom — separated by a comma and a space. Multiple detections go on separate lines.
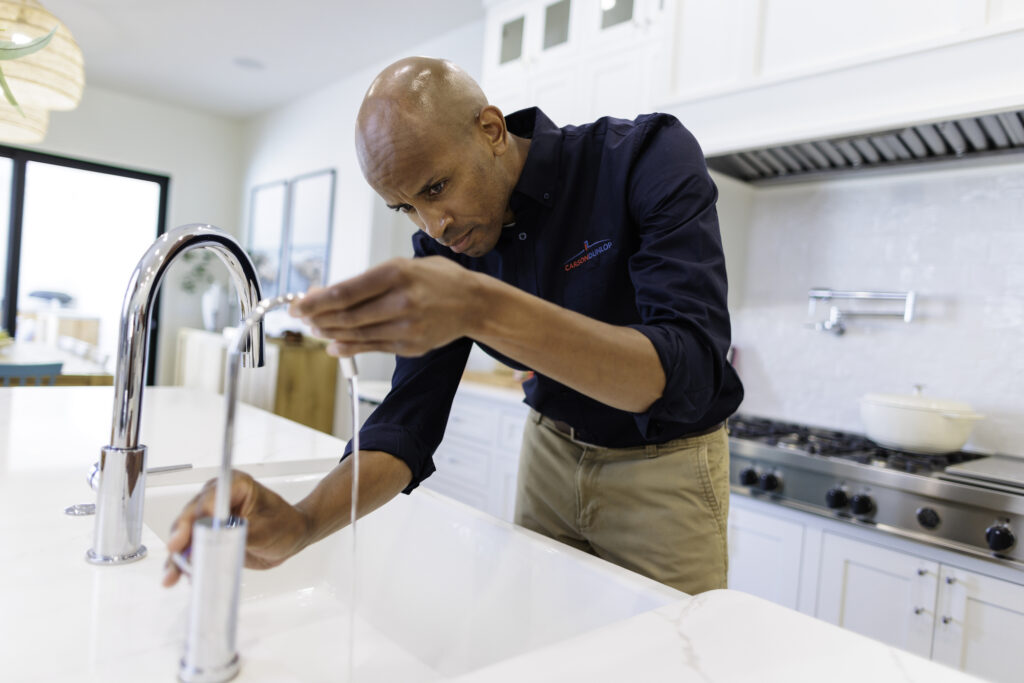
393, 204, 413, 214
428, 180, 446, 197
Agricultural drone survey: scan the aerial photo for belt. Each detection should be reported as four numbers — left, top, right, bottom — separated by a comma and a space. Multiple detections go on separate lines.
547, 418, 725, 444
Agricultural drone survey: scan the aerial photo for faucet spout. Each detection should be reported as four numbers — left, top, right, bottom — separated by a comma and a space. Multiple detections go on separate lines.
110, 223, 265, 450
88, 224, 265, 566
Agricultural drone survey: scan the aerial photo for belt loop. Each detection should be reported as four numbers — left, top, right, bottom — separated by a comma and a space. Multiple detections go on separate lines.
645, 444, 658, 459
533, 409, 544, 425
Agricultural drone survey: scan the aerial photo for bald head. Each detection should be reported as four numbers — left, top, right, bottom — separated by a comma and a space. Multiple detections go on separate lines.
356, 57, 488, 175
353, 57, 529, 258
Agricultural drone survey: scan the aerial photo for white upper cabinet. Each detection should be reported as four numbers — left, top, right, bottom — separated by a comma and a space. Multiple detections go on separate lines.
757, 0, 985, 80
482, 0, 675, 126
664, 0, 1024, 153
484, 0, 1024, 154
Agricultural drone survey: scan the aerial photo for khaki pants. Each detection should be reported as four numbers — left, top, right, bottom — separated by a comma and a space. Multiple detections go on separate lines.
514, 410, 730, 595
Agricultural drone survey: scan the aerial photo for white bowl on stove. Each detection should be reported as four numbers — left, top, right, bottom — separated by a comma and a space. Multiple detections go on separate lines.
860, 388, 984, 455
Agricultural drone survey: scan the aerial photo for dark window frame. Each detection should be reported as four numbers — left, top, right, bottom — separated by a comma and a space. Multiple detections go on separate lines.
0, 144, 170, 386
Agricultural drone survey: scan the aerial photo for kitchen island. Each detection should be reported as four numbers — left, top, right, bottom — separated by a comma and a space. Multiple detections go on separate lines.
0, 386, 980, 681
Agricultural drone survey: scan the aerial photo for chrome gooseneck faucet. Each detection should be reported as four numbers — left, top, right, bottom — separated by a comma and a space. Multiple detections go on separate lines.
87, 224, 265, 566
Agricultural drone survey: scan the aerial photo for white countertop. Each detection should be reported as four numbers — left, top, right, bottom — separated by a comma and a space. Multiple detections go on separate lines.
0, 386, 980, 682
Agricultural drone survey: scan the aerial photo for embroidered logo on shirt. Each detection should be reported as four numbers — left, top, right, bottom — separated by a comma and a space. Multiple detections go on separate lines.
563, 239, 613, 272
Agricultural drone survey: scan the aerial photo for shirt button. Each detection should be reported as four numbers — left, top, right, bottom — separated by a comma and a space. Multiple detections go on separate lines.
543, 192, 551, 201
518, 232, 527, 241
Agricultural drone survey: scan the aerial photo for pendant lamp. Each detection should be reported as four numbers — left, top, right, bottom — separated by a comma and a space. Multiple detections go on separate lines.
0, 0, 84, 112
0, 102, 45, 142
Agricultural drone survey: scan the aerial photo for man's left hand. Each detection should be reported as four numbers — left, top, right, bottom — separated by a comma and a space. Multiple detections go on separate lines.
291, 256, 482, 357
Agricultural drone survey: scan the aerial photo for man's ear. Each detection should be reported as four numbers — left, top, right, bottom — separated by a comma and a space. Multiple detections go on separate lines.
477, 105, 509, 156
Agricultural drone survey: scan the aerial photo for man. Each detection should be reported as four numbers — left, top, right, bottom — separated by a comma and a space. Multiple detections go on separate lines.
164, 57, 742, 595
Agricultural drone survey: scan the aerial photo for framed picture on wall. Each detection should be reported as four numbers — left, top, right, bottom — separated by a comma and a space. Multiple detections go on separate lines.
283, 170, 335, 294
247, 180, 288, 299
247, 169, 336, 298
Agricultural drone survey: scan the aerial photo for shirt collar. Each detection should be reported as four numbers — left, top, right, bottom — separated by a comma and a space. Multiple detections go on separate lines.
506, 107, 560, 213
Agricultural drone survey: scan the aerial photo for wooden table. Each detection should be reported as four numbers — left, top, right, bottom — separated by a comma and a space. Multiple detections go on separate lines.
0, 341, 113, 385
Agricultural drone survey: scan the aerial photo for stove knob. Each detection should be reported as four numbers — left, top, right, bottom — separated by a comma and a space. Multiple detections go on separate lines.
825, 488, 848, 509
985, 524, 1015, 552
759, 472, 781, 492
916, 507, 941, 530
850, 493, 874, 516
739, 467, 759, 486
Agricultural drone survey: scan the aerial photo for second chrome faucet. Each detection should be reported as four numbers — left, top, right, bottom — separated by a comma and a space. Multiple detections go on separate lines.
88, 224, 266, 566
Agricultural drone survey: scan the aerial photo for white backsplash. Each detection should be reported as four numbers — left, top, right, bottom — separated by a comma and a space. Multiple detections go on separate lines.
726, 160, 1024, 456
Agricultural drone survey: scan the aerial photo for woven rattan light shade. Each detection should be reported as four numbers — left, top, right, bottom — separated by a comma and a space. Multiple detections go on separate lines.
0, 0, 83, 111
0, 103, 45, 142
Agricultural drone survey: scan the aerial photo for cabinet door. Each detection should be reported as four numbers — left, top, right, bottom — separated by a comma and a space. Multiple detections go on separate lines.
482, 0, 537, 113
932, 565, 1024, 683
489, 409, 529, 522
817, 533, 939, 657
727, 504, 805, 609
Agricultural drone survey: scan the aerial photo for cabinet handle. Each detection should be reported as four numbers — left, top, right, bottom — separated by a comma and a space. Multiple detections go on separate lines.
946, 576, 956, 585
913, 607, 925, 615
941, 616, 952, 624
917, 568, 928, 576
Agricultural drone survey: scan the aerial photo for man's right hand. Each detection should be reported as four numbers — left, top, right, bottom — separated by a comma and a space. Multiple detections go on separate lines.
162, 470, 311, 587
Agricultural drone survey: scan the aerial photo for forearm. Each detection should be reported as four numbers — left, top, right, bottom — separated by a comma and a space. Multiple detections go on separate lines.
294, 450, 412, 548
469, 273, 666, 413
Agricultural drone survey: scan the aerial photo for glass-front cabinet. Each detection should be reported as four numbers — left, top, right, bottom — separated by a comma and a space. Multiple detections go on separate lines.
482, 0, 676, 126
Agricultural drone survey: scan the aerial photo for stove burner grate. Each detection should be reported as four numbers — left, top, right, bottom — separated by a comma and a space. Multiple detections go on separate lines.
729, 414, 986, 473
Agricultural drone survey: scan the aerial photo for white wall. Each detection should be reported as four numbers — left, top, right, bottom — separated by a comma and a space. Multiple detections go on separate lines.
29, 85, 245, 384
240, 20, 485, 282
728, 161, 1024, 456
239, 20, 485, 437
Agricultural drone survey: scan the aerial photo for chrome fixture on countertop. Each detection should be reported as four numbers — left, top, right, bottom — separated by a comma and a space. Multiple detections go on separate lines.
176, 293, 295, 683
87, 224, 265, 566
176, 293, 358, 683
807, 288, 916, 336
729, 415, 1024, 569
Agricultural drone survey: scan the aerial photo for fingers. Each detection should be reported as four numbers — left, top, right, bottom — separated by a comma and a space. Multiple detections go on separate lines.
162, 472, 255, 588
291, 262, 403, 319
308, 290, 412, 335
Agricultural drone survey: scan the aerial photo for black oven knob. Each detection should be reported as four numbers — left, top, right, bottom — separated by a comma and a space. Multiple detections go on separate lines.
985, 524, 1015, 552
825, 488, 848, 509
916, 507, 941, 530
739, 467, 759, 486
850, 494, 874, 516
759, 472, 781, 492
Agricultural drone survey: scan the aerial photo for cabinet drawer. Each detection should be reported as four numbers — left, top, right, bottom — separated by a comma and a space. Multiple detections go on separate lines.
434, 437, 490, 488
446, 401, 498, 445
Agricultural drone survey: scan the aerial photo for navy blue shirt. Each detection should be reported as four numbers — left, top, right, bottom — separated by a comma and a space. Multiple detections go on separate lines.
348, 107, 743, 491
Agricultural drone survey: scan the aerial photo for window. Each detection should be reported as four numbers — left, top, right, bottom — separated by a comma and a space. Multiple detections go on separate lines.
0, 146, 169, 384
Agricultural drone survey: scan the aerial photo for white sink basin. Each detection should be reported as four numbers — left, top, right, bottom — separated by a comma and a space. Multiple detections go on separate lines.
144, 468, 685, 681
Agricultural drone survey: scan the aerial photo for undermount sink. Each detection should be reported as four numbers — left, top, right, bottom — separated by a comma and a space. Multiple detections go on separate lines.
143, 467, 685, 681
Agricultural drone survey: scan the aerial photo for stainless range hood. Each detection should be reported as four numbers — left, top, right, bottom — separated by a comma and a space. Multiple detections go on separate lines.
705, 108, 1024, 185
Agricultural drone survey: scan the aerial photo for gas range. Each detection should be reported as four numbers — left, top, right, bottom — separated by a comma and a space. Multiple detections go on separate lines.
728, 414, 1024, 568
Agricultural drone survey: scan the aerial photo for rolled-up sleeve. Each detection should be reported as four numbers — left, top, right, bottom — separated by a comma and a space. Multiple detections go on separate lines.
343, 337, 471, 492
342, 233, 472, 492
625, 118, 734, 434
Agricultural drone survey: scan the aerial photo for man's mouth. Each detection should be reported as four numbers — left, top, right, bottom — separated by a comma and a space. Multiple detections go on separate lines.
448, 228, 474, 254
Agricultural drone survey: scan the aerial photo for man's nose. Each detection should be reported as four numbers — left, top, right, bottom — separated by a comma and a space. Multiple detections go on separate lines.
422, 210, 452, 242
